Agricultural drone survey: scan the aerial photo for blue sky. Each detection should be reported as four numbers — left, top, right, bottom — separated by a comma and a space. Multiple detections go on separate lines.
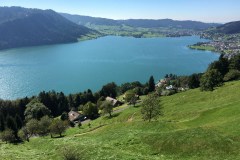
0, 0, 239, 23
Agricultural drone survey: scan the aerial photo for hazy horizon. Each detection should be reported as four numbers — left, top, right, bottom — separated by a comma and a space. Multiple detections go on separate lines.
1, 0, 240, 23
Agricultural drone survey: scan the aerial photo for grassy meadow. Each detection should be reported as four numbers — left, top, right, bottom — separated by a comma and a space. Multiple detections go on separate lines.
189, 45, 216, 52
1, 81, 240, 159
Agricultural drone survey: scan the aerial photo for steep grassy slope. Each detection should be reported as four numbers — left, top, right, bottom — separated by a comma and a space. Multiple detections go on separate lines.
1, 81, 240, 159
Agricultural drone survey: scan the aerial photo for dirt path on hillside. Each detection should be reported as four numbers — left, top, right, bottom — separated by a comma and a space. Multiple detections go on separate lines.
74, 125, 106, 137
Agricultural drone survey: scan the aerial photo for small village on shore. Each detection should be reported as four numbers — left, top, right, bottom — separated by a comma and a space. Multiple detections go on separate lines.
190, 33, 240, 58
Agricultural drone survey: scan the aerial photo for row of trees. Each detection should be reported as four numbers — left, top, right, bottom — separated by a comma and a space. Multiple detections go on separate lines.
0, 98, 70, 143
0, 116, 69, 143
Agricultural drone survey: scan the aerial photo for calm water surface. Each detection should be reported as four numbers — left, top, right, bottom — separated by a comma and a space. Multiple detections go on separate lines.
0, 36, 219, 99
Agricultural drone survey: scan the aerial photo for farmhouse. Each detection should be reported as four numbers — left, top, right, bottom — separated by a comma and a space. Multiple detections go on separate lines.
106, 97, 123, 107
68, 111, 85, 122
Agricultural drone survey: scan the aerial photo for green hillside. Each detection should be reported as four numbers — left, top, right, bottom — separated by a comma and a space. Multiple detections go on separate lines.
0, 7, 99, 50
1, 81, 240, 159
214, 21, 240, 34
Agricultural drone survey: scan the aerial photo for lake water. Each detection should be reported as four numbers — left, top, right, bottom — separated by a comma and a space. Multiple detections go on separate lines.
0, 36, 219, 100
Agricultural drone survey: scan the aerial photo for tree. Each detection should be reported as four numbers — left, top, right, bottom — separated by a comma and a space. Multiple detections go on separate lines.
130, 96, 138, 107
25, 119, 39, 137
148, 76, 155, 92
6, 116, 18, 138
68, 94, 75, 110
124, 90, 138, 106
24, 99, 51, 121
15, 114, 23, 130
74, 94, 82, 108
100, 101, 114, 117
86, 89, 95, 103
141, 94, 162, 122
49, 119, 68, 137
57, 92, 69, 116
61, 112, 69, 121
208, 54, 229, 76
188, 74, 201, 89
0, 129, 15, 143
18, 127, 31, 142
200, 69, 223, 91
38, 116, 52, 136
100, 82, 117, 98
0, 112, 5, 132
124, 90, 135, 102
82, 102, 99, 119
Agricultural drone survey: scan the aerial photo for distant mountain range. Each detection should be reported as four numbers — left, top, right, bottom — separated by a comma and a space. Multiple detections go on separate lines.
0, 7, 95, 50
61, 13, 220, 31
0, 6, 238, 50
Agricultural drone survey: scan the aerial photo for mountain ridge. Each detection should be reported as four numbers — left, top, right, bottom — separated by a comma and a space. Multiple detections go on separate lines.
0, 7, 96, 50
61, 13, 220, 30
214, 21, 240, 34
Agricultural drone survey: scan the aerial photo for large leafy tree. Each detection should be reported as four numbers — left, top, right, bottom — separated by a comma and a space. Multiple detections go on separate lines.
200, 69, 223, 91
83, 102, 99, 119
141, 94, 162, 122
25, 119, 39, 137
188, 74, 201, 89
49, 119, 68, 137
100, 101, 114, 117
38, 116, 52, 136
24, 99, 51, 121
124, 90, 138, 106
100, 82, 118, 98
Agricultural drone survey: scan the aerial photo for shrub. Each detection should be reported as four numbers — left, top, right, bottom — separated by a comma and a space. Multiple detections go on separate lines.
0, 129, 15, 143
62, 147, 83, 160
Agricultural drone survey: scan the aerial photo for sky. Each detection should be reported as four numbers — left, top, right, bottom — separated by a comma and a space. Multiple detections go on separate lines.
0, 0, 240, 23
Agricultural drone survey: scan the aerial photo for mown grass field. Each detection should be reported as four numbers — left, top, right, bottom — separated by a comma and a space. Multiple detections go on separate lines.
189, 45, 216, 52
1, 81, 240, 159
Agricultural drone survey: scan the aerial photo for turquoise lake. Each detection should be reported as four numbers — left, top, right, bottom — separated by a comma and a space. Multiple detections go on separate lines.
0, 36, 219, 100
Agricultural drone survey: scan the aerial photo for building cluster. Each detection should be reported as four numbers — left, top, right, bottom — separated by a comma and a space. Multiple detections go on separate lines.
200, 33, 240, 58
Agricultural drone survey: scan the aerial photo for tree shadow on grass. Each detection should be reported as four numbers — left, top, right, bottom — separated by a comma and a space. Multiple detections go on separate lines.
103, 113, 121, 120
51, 135, 65, 139
133, 104, 141, 108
